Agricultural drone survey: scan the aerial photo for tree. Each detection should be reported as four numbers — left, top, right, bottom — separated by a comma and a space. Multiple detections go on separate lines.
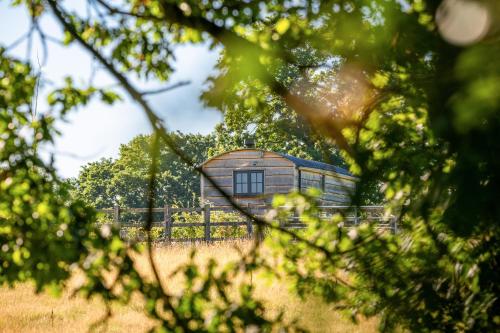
1, 0, 499, 332
73, 158, 115, 208
204, 49, 346, 165
74, 132, 216, 209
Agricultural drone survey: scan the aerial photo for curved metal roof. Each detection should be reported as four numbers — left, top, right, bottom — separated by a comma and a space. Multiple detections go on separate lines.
200, 148, 353, 177
277, 153, 353, 177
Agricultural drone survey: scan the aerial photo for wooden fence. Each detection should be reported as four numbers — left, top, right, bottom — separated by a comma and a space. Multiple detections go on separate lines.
97, 205, 397, 243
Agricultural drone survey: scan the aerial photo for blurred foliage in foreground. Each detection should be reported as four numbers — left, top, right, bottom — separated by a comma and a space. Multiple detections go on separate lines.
1, 0, 500, 332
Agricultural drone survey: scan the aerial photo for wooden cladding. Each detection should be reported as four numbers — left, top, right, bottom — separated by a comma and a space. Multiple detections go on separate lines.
202, 150, 295, 206
201, 149, 356, 207
299, 169, 354, 204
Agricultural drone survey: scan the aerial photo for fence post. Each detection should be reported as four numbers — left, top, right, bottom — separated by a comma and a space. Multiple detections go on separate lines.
288, 210, 298, 227
246, 215, 253, 238
164, 205, 171, 242
391, 217, 398, 234
113, 205, 121, 231
245, 203, 254, 238
354, 207, 359, 226
204, 204, 211, 242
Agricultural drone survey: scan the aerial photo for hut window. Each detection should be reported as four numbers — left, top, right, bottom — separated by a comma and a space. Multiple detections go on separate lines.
234, 170, 264, 195
321, 175, 326, 192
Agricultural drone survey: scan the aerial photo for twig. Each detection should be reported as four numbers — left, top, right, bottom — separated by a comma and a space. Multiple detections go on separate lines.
144, 131, 190, 329
94, 0, 163, 21
89, 0, 109, 23
141, 81, 190, 96
26, 2, 38, 61
33, 20, 51, 66
37, 146, 108, 161
94, 0, 354, 155
32, 52, 42, 121
89, 57, 98, 86
4, 30, 32, 52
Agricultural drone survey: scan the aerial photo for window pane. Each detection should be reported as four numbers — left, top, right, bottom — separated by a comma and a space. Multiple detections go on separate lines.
234, 171, 263, 195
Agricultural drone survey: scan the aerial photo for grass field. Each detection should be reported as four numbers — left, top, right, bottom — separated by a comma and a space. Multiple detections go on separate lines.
0, 241, 377, 333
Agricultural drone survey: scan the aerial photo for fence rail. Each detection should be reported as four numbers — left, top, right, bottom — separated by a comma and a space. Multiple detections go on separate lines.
97, 205, 397, 243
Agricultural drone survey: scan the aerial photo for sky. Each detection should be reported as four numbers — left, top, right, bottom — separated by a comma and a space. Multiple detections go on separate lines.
0, 2, 222, 178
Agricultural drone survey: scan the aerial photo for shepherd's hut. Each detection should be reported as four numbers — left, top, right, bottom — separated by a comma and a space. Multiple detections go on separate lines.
200, 142, 356, 209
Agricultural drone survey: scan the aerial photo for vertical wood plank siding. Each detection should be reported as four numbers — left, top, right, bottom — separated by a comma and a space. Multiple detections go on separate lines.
299, 169, 355, 204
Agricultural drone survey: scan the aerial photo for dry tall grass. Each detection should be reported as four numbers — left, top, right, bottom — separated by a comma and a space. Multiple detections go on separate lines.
0, 241, 377, 333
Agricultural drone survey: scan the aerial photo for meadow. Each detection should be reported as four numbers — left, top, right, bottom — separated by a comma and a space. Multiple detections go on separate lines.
0, 242, 377, 333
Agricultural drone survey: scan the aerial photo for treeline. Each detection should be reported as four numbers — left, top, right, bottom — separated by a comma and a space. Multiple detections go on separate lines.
71, 132, 215, 209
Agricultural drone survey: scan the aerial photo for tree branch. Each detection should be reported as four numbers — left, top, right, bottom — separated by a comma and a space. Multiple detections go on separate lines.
93, 0, 354, 155
141, 80, 190, 96
144, 131, 190, 329
46, 0, 355, 289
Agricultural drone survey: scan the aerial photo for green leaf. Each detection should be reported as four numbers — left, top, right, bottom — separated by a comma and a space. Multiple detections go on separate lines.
275, 18, 290, 35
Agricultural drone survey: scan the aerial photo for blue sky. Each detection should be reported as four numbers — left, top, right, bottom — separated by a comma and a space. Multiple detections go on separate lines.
0, 2, 222, 178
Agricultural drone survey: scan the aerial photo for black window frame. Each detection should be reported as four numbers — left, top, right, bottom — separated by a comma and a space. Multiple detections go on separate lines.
233, 170, 264, 196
